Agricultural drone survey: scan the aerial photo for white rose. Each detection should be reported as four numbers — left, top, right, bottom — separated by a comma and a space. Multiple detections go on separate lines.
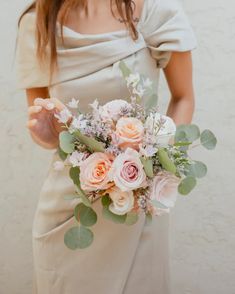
145, 113, 176, 146
108, 187, 134, 215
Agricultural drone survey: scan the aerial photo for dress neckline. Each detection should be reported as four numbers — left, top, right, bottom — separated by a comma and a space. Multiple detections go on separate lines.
56, 0, 147, 38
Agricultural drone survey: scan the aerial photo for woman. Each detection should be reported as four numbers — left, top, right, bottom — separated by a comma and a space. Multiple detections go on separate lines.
15, 0, 197, 293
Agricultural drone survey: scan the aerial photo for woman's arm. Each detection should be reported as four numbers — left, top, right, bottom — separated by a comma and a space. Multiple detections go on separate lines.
163, 51, 195, 125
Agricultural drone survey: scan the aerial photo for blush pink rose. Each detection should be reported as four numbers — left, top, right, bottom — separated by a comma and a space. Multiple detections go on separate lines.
79, 152, 113, 192
101, 99, 132, 121
109, 147, 146, 191
114, 117, 144, 150
150, 171, 180, 208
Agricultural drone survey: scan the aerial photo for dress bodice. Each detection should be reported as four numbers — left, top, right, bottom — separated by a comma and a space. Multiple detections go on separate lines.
15, 0, 197, 111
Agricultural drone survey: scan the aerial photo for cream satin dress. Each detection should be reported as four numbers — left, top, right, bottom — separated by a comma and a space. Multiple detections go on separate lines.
15, 0, 197, 293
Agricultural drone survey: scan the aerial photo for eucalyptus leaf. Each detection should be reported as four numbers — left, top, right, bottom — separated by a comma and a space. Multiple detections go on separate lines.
140, 157, 154, 178
200, 129, 217, 150
158, 148, 177, 174
175, 124, 200, 142
74, 130, 105, 152
102, 206, 127, 224
101, 194, 112, 206
59, 131, 75, 153
74, 203, 97, 227
64, 225, 94, 250
69, 167, 91, 207
125, 211, 139, 225
57, 146, 68, 160
118, 60, 132, 78
178, 176, 197, 195
186, 161, 207, 178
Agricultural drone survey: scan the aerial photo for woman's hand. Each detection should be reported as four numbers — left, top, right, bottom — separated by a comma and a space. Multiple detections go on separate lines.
27, 97, 69, 149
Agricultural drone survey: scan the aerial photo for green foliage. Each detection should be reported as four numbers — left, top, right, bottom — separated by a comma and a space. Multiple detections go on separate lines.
73, 130, 105, 152
178, 176, 197, 195
59, 131, 75, 153
140, 157, 154, 178
69, 167, 91, 207
101, 194, 112, 206
185, 161, 207, 178
158, 148, 177, 174
125, 211, 139, 225
118, 60, 132, 78
200, 129, 217, 150
102, 205, 127, 224
64, 225, 94, 250
175, 124, 200, 143
57, 146, 68, 160
74, 203, 97, 227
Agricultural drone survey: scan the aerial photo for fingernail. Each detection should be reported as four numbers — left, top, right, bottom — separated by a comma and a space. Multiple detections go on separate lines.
35, 106, 42, 112
46, 102, 55, 110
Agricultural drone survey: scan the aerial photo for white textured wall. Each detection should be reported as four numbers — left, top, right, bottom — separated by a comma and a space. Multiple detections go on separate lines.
0, 1, 234, 294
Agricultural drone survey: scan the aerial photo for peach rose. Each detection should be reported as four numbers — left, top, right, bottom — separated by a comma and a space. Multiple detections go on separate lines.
108, 186, 134, 215
79, 152, 113, 192
115, 117, 144, 150
150, 171, 180, 209
109, 148, 146, 191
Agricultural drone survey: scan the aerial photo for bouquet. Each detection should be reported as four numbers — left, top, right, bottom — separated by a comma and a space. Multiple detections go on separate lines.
53, 61, 217, 250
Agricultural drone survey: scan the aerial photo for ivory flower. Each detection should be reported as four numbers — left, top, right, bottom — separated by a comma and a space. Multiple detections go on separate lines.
108, 187, 134, 215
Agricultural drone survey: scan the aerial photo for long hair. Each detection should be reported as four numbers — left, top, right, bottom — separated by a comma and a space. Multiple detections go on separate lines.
18, 0, 139, 84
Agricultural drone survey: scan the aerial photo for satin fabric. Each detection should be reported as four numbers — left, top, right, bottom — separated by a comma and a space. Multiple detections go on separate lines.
15, 0, 197, 293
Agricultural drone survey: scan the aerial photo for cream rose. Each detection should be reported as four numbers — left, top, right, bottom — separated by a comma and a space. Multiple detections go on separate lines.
108, 186, 134, 215
115, 117, 144, 150
79, 152, 113, 192
101, 99, 132, 121
109, 148, 146, 191
145, 113, 176, 146
150, 171, 180, 208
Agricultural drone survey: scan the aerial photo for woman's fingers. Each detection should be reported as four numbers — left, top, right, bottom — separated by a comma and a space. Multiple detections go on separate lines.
34, 98, 55, 110
26, 119, 37, 129
50, 97, 66, 111
28, 105, 42, 116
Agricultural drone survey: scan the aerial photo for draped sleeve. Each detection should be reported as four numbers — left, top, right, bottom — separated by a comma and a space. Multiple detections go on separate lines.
15, 11, 51, 89
139, 0, 198, 68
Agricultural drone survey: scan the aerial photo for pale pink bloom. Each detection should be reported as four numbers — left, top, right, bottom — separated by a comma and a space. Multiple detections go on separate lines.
79, 152, 113, 192
108, 186, 134, 215
109, 148, 146, 192
150, 171, 180, 208
53, 161, 65, 171
101, 99, 131, 121
115, 117, 144, 150
54, 108, 72, 124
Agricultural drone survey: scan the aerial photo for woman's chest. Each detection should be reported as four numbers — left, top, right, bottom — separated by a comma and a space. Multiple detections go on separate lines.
49, 48, 160, 112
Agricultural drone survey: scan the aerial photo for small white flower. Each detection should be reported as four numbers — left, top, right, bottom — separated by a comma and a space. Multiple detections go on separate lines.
54, 108, 72, 124
139, 144, 158, 157
70, 115, 88, 131
133, 84, 145, 98
143, 77, 153, 88
53, 161, 65, 171
89, 99, 99, 111
67, 98, 79, 109
126, 73, 140, 88
68, 151, 86, 167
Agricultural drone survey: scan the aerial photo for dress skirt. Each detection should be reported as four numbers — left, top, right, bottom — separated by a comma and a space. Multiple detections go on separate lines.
31, 152, 171, 294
